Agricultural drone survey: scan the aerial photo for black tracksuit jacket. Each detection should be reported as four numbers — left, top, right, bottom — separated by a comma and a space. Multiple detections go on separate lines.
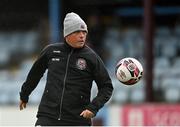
20, 42, 113, 125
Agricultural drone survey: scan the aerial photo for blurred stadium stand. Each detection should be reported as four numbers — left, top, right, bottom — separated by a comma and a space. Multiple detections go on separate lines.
0, 0, 180, 106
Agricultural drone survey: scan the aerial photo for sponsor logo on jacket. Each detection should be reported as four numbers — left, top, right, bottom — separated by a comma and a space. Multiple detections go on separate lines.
76, 58, 86, 70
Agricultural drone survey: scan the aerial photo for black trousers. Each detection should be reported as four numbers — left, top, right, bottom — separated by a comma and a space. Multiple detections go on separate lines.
35, 116, 91, 126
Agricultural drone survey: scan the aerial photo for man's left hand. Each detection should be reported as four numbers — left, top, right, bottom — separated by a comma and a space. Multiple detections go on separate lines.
80, 109, 94, 119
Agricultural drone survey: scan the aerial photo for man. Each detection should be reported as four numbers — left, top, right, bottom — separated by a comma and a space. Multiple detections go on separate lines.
19, 12, 113, 126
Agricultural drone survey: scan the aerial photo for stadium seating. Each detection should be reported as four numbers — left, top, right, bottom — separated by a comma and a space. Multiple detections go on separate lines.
0, 25, 180, 105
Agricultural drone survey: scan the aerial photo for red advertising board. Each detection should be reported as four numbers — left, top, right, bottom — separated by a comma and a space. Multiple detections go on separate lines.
122, 104, 180, 126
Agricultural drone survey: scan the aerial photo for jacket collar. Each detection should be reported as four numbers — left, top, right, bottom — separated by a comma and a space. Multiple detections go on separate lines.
64, 41, 73, 50
63, 41, 85, 52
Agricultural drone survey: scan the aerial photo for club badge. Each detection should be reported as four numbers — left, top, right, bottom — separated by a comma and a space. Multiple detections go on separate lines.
80, 24, 85, 29
76, 58, 87, 70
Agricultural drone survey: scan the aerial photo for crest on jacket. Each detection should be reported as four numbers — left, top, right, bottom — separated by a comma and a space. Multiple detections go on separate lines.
76, 58, 87, 70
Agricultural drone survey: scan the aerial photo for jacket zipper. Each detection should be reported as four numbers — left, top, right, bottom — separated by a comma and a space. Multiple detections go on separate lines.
58, 49, 73, 120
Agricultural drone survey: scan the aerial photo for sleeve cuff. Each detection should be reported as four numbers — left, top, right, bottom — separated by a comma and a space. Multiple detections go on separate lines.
85, 103, 98, 116
19, 92, 29, 103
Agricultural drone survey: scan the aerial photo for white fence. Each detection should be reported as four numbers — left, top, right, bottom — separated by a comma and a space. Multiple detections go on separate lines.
0, 106, 38, 126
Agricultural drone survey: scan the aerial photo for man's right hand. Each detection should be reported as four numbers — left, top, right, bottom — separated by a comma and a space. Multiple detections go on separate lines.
19, 100, 27, 110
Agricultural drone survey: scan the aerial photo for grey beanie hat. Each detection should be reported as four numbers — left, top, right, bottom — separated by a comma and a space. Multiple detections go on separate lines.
63, 12, 88, 37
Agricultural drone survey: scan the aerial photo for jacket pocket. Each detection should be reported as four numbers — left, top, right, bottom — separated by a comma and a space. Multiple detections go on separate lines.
40, 87, 59, 106
80, 95, 90, 106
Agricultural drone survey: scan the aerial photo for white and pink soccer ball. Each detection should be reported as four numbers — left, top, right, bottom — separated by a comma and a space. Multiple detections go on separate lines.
115, 57, 143, 85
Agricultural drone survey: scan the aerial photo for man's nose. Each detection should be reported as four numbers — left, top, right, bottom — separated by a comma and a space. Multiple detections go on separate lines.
79, 31, 86, 37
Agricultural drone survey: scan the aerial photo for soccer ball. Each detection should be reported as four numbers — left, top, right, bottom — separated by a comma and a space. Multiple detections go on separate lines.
115, 57, 143, 85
